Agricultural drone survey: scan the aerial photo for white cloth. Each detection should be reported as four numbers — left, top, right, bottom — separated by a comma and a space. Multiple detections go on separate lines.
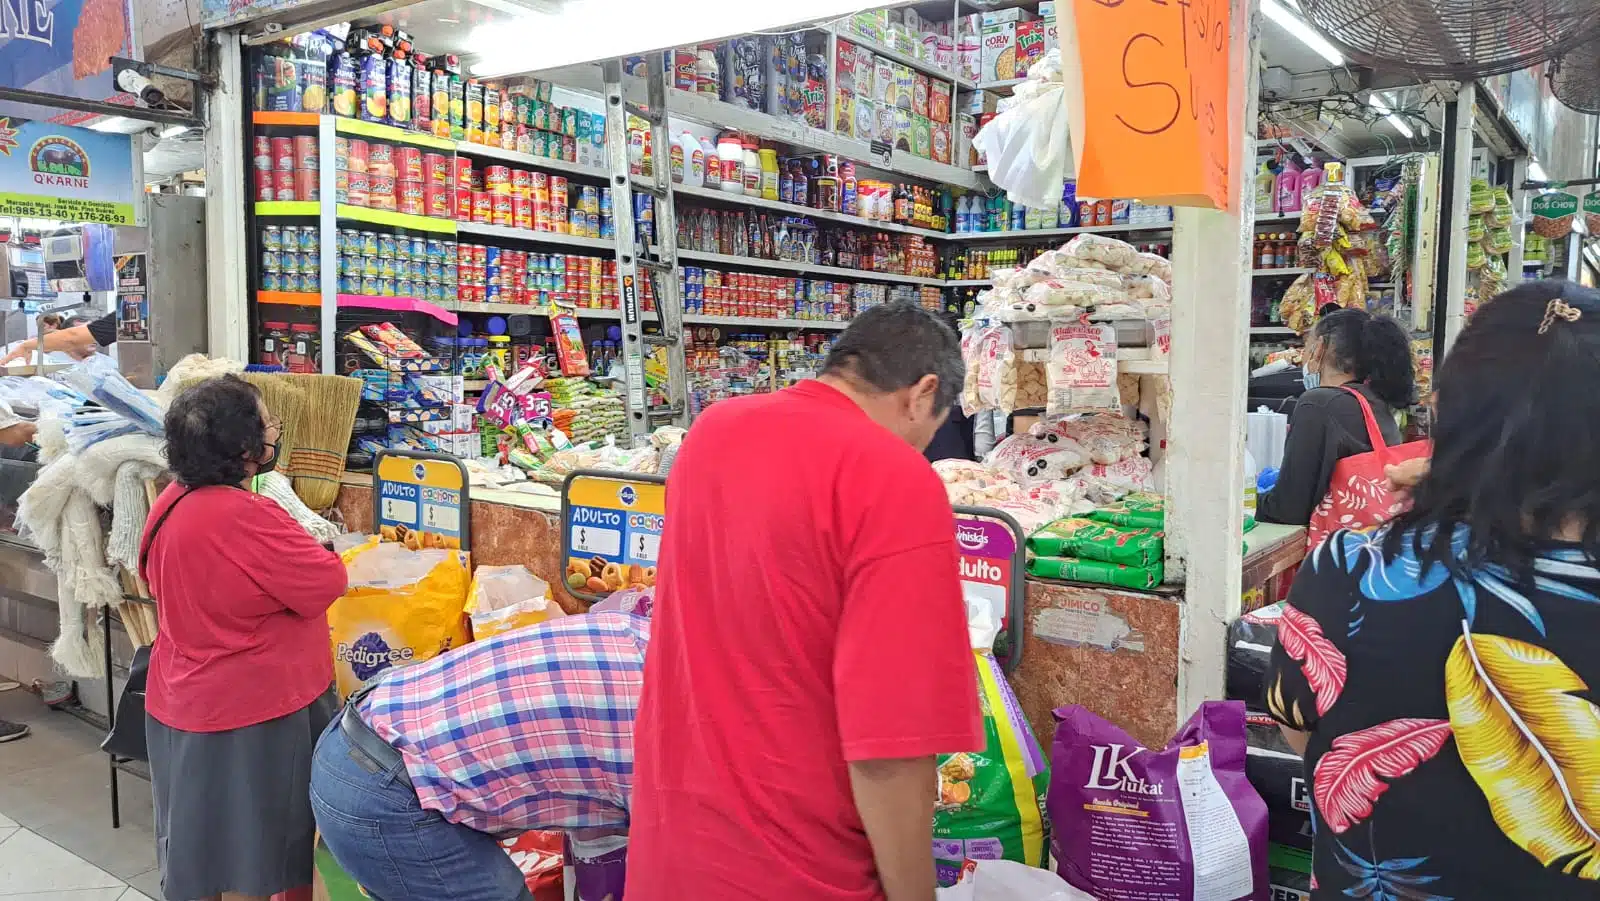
254, 470, 340, 544
0, 396, 23, 432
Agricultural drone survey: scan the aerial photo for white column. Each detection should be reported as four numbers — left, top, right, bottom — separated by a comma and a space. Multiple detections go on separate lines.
1169, 0, 1259, 721
204, 29, 250, 363
1441, 82, 1475, 353
1505, 156, 1527, 285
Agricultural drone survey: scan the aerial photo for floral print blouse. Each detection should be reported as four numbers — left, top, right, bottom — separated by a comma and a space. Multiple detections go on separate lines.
1266, 527, 1600, 900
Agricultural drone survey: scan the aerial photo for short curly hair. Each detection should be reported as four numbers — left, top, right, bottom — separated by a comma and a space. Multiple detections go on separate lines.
164, 375, 267, 487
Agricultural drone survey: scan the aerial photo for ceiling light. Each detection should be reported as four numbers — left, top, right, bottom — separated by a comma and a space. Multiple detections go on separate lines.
1367, 93, 1414, 139
88, 116, 137, 133
1261, 0, 1344, 67
1529, 162, 1549, 183
159, 125, 188, 139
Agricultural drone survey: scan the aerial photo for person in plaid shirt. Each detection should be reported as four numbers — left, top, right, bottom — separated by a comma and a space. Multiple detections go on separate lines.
308, 602, 648, 901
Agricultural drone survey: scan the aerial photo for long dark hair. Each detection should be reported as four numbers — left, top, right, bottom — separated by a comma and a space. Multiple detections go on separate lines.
1311, 307, 1415, 408
1384, 281, 1600, 577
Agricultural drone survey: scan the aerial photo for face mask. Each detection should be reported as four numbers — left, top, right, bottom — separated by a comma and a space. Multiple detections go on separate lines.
1301, 364, 1320, 391
256, 438, 281, 475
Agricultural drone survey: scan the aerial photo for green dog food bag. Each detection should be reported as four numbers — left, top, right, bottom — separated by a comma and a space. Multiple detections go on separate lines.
1027, 554, 1163, 590
1028, 517, 1163, 567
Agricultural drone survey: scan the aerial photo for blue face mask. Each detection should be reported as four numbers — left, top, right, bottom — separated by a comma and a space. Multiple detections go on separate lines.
1302, 365, 1320, 391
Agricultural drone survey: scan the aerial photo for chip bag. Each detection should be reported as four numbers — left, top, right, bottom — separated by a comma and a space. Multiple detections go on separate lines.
934, 599, 1050, 886
466, 564, 566, 640
330, 537, 472, 698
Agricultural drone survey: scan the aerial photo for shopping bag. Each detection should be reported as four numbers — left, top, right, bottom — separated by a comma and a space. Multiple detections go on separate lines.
329, 537, 472, 697
972, 85, 1072, 210
466, 564, 565, 640
1305, 387, 1429, 551
937, 859, 1094, 901
499, 831, 564, 897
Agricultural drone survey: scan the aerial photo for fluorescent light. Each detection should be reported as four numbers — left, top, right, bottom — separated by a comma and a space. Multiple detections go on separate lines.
1529, 162, 1549, 183
471, 0, 882, 77
1261, 0, 1344, 67
88, 116, 136, 133
1367, 93, 1414, 139
159, 125, 188, 139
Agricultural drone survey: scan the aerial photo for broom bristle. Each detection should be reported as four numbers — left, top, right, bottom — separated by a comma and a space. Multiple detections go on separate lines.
283, 374, 363, 510
241, 374, 308, 487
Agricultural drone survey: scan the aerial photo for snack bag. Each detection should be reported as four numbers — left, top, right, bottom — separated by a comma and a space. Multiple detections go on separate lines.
1048, 701, 1270, 900
934, 599, 1051, 886
330, 538, 472, 698
466, 564, 566, 640
1046, 322, 1119, 416
1027, 517, 1162, 567
552, 312, 591, 377
962, 323, 1019, 415
983, 432, 1091, 484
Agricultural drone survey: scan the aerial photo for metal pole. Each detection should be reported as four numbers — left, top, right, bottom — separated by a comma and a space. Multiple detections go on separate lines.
203, 29, 250, 363
1439, 83, 1474, 354
318, 116, 337, 374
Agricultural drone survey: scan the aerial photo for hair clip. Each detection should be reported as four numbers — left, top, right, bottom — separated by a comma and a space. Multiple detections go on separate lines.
1538, 298, 1583, 335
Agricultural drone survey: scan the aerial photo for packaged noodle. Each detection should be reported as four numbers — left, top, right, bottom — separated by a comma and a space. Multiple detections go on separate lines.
1027, 517, 1163, 567
1026, 554, 1163, 589
330, 538, 472, 698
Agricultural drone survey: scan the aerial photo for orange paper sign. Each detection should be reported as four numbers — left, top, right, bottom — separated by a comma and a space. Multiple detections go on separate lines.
1072, 0, 1234, 210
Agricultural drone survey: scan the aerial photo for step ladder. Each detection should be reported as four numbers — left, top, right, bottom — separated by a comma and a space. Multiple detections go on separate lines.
601, 54, 689, 442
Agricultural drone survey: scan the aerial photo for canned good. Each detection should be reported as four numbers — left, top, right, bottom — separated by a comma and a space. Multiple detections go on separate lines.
291, 169, 318, 201
337, 229, 357, 255
512, 196, 533, 230
454, 189, 472, 221
408, 259, 426, 280
253, 135, 273, 172
395, 146, 423, 181
424, 153, 450, 185
254, 169, 274, 201
453, 157, 473, 191
550, 175, 567, 201
338, 253, 357, 276
260, 269, 282, 292
378, 257, 396, 279
425, 239, 445, 263
361, 275, 381, 295
261, 225, 283, 252
293, 135, 319, 170
425, 261, 443, 282
333, 137, 350, 169
491, 193, 513, 226
361, 255, 379, 278
347, 139, 370, 173
585, 211, 599, 237
376, 233, 396, 257
360, 231, 379, 256
368, 175, 397, 209
510, 169, 531, 195
261, 248, 283, 272
530, 171, 549, 198
425, 185, 451, 218
472, 191, 492, 223
281, 250, 300, 273
397, 277, 414, 298
300, 249, 320, 274
298, 225, 319, 253
578, 185, 598, 214
271, 137, 294, 171
338, 273, 358, 294
379, 278, 396, 297
367, 142, 395, 176
397, 180, 426, 216
272, 169, 296, 201
410, 236, 427, 260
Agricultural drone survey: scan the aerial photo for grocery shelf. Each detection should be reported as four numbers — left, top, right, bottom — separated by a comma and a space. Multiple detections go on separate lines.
336, 204, 458, 234
684, 313, 850, 331
334, 116, 456, 151
945, 278, 992, 287
834, 27, 975, 91
455, 300, 622, 319
976, 78, 1026, 94
453, 141, 609, 181
671, 183, 953, 241
456, 220, 614, 251
1254, 212, 1302, 224
677, 249, 945, 286
257, 291, 320, 306
389, 407, 450, 424
1116, 348, 1168, 374
1252, 267, 1312, 277
664, 87, 983, 191
338, 294, 458, 326
252, 111, 319, 127
1249, 326, 1298, 337
255, 201, 320, 217
954, 222, 1175, 242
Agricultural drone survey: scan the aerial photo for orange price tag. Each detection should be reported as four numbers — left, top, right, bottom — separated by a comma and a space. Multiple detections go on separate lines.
1071, 0, 1234, 211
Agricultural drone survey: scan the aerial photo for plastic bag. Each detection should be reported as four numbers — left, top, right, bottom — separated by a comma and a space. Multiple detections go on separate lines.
972, 85, 1072, 210
330, 538, 472, 698
934, 600, 1051, 886
1046, 322, 1120, 416
1123, 251, 1173, 283
983, 432, 1091, 484
1048, 701, 1271, 900
466, 564, 565, 640
962, 324, 1018, 415
1061, 234, 1137, 271
937, 859, 1093, 901
1031, 415, 1147, 465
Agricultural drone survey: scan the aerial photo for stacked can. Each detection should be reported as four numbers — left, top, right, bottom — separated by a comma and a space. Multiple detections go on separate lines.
259, 224, 321, 293
365, 141, 398, 211
395, 146, 426, 216
680, 266, 704, 315
632, 193, 654, 247
335, 136, 371, 206
423, 152, 451, 217
335, 228, 456, 301
253, 134, 319, 202
549, 176, 569, 236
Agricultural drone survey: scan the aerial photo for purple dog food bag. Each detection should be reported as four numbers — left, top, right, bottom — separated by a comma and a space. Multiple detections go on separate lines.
1047, 700, 1269, 901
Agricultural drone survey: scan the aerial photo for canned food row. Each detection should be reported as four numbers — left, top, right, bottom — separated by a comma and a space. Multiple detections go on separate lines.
262, 248, 321, 275
260, 225, 321, 253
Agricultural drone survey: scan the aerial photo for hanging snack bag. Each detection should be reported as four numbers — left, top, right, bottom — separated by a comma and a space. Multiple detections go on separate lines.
1049, 701, 1270, 901
961, 323, 1018, 415
1045, 321, 1119, 416
1530, 191, 1578, 238
330, 538, 472, 698
552, 312, 591, 377
933, 600, 1050, 886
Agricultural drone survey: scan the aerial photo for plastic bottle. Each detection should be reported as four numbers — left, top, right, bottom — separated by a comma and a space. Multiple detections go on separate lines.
701, 135, 721, 189
717, 130, 744, 194
839, 159, 857, 214
778, 161, 794, 205
1298, 161, 1324, 208
759, 146, 780, 201
1275, 158, 1302, 214
679, 132, 705, 187
791, 159, 809, 207
741, 136, 761, 196
1254, 161, 1276, 214
697, 49, 720, 96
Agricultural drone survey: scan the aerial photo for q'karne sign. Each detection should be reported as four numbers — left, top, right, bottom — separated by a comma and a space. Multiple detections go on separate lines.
0, 118, 135, 224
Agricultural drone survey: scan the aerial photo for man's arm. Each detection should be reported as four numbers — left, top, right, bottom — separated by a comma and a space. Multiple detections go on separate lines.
0, 323, 98, 366
848, 757, 937, 901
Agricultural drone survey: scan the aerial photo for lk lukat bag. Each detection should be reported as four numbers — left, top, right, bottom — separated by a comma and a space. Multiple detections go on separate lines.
1305, 387, 1429, 551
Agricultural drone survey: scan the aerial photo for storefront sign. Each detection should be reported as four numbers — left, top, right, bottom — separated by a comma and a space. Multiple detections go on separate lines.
114, 251, 146, 340
0, 0, 135, 122
374, 450, 469, 551
202, 0, 322, 28
953, 507, 1026, 673
561, 470, 665, 601
0, 118, 135, 224
1070, 0, 1233, 210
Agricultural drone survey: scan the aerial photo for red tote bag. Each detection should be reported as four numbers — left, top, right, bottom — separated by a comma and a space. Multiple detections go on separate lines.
1305, 387, 1430, 551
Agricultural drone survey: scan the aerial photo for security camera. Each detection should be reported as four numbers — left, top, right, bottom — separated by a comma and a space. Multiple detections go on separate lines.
114, 67, 165, 106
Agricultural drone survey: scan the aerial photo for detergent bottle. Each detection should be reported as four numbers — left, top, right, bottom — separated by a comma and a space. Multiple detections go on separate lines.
1275, 157, 1302, 215
1298, 159, 1324, 208
1254, 161, 1276, 214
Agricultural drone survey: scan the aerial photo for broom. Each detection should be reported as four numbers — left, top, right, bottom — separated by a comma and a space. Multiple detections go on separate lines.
280, 374, 363, 510
241, 372, 308, 483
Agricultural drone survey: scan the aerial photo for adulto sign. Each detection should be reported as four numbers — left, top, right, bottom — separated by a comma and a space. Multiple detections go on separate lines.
1070, 0, 1233, 211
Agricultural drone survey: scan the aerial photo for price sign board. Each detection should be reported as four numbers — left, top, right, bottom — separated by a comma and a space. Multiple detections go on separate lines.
954, 506, 1027, 674
561, 470, 666, 602
373, 450, 470, 551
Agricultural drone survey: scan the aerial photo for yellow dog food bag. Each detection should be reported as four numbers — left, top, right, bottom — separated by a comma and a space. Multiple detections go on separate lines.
330, 537, 472, 698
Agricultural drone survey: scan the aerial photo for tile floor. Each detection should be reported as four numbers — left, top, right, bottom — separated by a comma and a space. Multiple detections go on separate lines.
0, 688, 163, 901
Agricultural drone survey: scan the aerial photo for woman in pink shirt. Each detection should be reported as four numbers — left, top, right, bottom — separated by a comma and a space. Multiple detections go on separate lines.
140, 375, 347, 901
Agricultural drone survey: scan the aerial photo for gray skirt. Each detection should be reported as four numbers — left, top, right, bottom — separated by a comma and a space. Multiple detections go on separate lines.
146, 688, 338, 901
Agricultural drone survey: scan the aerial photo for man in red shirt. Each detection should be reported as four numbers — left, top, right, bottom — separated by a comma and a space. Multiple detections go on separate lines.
628, 301, 982, 901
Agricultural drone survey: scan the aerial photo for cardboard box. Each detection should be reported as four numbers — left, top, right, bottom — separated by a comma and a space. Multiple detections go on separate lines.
930, 81, 952, 124
875, 102, 897, 144
1016, 21, 1047, 77
802, 77, 826, 129
850, 10, 887, 44
932, 121, 952, 163
835, 39, 859, 95
982, 7, 1037, 25
964, 88, 1000, 117
981, 23, 1017, 83
893, 107, 914, 153
958, 112, 978, 166
833, 88, 855, 135
874, 57, 895, 104
912, 113, 933, 158
854, 96, 879, 141
853, 50, 876, 100
893, 64, 916, 110
912, 72, 930, 116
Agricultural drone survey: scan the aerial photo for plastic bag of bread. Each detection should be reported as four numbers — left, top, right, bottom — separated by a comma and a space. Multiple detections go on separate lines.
984, 431, 1092, 483
1050, 266, 1125, 289
1033, 415, 1147, 464
1061, 234, 1136, 271
1086, 302, 1147, 321
1046, 321, 1121, 416
1023, 278, 1119, 309
992, 267, 1051, 291
1119, 274, 1170, 301
1122, 251, 1172, 284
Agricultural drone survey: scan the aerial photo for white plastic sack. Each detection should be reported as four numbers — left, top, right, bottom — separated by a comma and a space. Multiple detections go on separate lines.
936, 860, 1095, 901
972, 86, 1072, 210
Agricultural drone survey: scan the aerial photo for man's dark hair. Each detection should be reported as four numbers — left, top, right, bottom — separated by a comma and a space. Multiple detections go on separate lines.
821, 301, 964, 411
164, 375, 266, 488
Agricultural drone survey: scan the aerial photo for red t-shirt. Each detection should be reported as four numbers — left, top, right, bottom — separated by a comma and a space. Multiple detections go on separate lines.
143, 483, 347, 733
627, 380, 982, 901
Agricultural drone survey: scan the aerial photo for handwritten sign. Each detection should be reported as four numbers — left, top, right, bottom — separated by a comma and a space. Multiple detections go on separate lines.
1071, 0, 1233, 210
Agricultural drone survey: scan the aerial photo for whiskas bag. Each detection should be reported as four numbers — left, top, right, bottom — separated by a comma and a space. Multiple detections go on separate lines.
1048, 701, 1269, 901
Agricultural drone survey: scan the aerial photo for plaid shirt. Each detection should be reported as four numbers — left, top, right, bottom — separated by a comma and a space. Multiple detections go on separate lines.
357, 611, 649, 836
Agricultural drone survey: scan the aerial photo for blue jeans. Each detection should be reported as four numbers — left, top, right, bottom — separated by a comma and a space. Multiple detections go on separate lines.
309, 718, 534, 901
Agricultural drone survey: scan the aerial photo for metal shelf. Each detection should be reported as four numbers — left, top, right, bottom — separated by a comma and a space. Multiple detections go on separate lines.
975, 78, 1026, 95
834, 27, 974, 91
456, 221, 614, 251
684, 314, 850, 330
336, 204, 457, 234
953, 222, 1174, 242
677, 249, 945, 286
1252, 267, 1312, 277
671, 183, 953, 241
455, 301, 622, 319
945, 278, 992, 287
1249, 326, 1298, 337
452, 141, 609, 181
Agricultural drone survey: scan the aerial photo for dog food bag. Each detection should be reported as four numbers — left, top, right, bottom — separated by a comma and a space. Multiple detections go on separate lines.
1048, 701, 1270, 901
1225, 603, 1282, 708
465, 564, 566, 640
1243, 712, 1313, 853
1087, 490, 1164, 529
934, 600, 1051, 886
1026, 555, 1162, 589
1028, 517, 1163, 567
330, 537, 472, 698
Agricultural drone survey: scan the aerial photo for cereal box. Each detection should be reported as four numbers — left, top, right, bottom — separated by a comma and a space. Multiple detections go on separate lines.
912, 73, 930, 117
835, 39, 859, 94
894, 107, 914, 153
932, 122, 952, 164
854, 97, 879, 141
981, 23, 1017, 83
851, 10, 887, 44
893, 65, 915, 111
834, 88, 856, 135
1016, 21, 1047, 77
874, 57, 895, 105
854, 51, 876, 100
930, 81, 952, 124
981, 7, 1036, 25
802, 77, 827, 129
912, 114, 933, 159
875, 102, 898, 144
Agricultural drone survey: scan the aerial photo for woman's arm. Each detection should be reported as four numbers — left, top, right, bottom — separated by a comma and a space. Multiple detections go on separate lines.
234, 501, 348, 617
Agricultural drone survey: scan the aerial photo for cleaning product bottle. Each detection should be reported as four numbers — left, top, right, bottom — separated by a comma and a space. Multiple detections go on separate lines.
1254, 161, 1276, 214
697, 48, 720, 96
741, 135, 761, 197
1298, 159, 1324, 208
679, 131, 705, 187
702, 135, 721, 189
1275, 158, 1302, 215
717, 130, 744, 194
759, 146, 780, 201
